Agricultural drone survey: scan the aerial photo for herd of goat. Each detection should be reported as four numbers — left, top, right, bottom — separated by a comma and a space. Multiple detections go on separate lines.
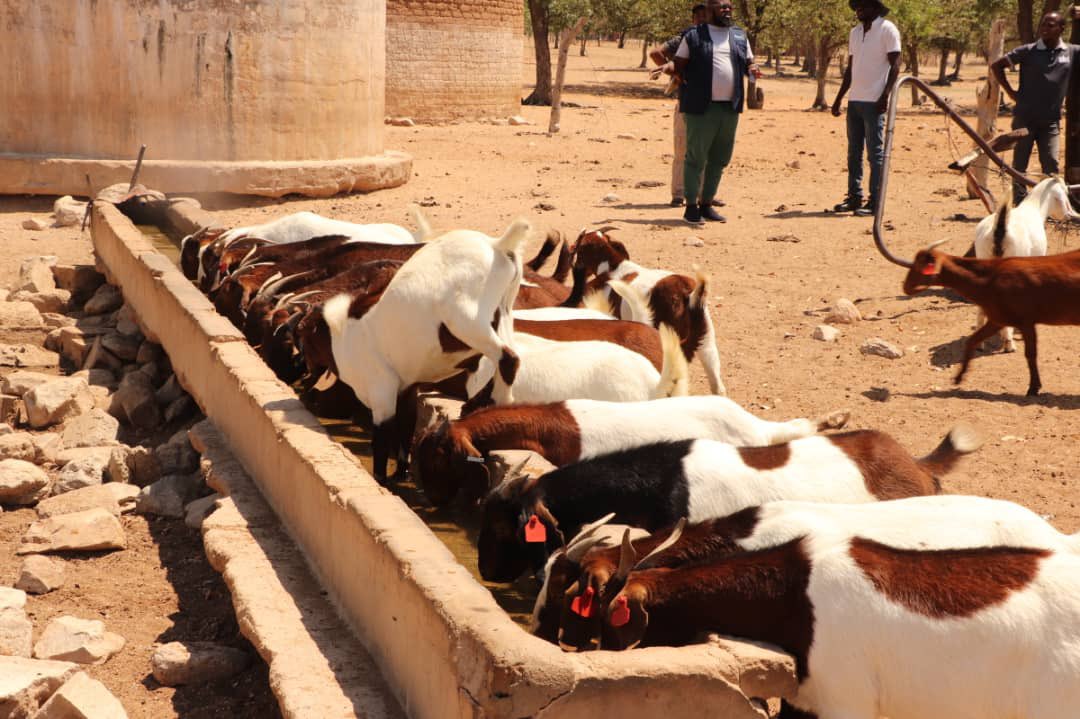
179, 186, 1080, 719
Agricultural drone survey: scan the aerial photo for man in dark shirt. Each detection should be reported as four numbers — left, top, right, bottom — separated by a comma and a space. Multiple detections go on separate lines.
991, 10, 1080, 203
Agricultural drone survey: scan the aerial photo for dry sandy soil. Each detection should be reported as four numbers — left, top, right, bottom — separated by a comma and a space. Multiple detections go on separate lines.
0, 41, 1077, 717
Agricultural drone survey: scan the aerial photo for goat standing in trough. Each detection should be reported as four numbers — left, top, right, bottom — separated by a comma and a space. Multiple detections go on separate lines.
412, 396, 850, 507
587, 496, 1080, 719
322, 219, 530, 482
880, 233, 1080, 395
972, 176, 1080, 352
563, 228, 726, 394
477, 424, 981, 582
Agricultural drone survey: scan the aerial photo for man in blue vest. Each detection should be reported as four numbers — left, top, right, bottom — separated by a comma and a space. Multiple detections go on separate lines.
673, 0, 761, 225
830, 0, 901, 217
990, 9, 1080, 204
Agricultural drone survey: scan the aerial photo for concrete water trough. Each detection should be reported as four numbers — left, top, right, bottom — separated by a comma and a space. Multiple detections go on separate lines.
89, 196, 798, 719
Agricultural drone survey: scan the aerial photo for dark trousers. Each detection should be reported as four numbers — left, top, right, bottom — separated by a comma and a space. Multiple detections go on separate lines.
1011, 116, 1061, 204
683, 102, 739, 205
846, 101, 885, 206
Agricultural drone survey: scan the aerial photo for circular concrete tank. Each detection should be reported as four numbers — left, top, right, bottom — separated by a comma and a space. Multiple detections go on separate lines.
0, 0, 410, 198
385, 0, 523, 123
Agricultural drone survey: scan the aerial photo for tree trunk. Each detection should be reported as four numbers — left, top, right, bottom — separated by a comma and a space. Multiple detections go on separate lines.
792, 47, 801, 66
907, 43, 923, 105
524, 0, 552, 105
812, 39, 833, 109
1067, 7, 1080, 198
640, 36, 649, 68
1042, 0, 1062, 15
934, 45, 951, 85
550, 17, 589, 134
971, 19, 1007, 197
618, 31, 626, 49
950, 48, 964, 80
802, 40, 814, 73
554, 32, 559, 49
1018, 0, 1036, 43
579, 33, 588, 57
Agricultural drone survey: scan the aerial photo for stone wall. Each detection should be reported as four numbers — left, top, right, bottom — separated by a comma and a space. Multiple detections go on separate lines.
385, 1, 523, 122
0, 0, 386, 162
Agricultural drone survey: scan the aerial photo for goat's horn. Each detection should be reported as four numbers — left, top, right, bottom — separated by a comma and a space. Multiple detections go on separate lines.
565, 513, 616, 554
612, 529, 638, 583
635, 518, 686, 569
924, 238, 950, 251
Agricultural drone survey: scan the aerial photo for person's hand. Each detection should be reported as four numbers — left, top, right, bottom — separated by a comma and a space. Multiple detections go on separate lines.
650, 67, 664, 80
749, 63, 762, 80
876, 96, 889, 114
831, 100, 842, 117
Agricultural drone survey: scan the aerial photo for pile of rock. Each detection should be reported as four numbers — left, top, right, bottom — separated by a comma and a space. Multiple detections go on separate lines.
0, 256, 246, 715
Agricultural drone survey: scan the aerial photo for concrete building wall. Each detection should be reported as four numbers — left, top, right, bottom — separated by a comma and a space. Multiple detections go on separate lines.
385, 0, 523, 122
0, 0, 386, 162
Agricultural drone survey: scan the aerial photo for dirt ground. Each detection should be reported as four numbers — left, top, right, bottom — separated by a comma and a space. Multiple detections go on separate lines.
1, 41, 1077, 717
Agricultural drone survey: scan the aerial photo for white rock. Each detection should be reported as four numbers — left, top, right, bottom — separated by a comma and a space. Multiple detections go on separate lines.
150, 642, 250, 687
108, 372, 159, 430
61, 409, 120, 450
32, 617, 125, 665
0, 588, 32, 657
683, 236, 705, 248
183, 494, 220, 529
388, 117, 415, 127
35, 670, 128, 718
40, 313, 75, 330
813, 325, 840, 342
0, 459, 51, 505
102, 484, 140, 514
826, 298, 862, 324
136, 475, 203, 518
52, 197, 87, 228
9, 289, 70, 315
0, 433, 37, 462
0, 656, 79, 717
37, 485, 122, 518
16, 555, 66, 594
24, 378, 94, 429
1, 371, 53, 397
69, 369, 117, 391
52, 456, 108, 496
0, 301, 44, 330
55, 447, 113, 468
508, 115, 530, 126
616, 132, 637, 140
0, 423, 12, 436
602, 193, 620, 203
0, 344, 60, 370
0, 587, 27, 613
18, 508, 127, 555
18, 256, 58, 294
29, 433, 63, 465
860, 338, 904, 360
109, 446, 160, 488
22, 218, 47, 231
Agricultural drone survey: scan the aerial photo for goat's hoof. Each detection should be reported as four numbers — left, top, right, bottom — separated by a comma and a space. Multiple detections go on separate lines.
1026, 388, 1041, 397
820, 410, 851, 430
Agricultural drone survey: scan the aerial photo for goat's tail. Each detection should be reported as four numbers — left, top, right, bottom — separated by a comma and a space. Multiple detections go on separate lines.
608, 279, 655, 326
409, 204, 433, 242
322, 293, 352, 338
494, 218, 532, 256
583, 289, 615, 316
917, 423, 984, 488
551, 235, 573, 283
689, 268, 708, 311
991, 198, 1010, 257
652, 324, 690, 398
526, 230, 560, 272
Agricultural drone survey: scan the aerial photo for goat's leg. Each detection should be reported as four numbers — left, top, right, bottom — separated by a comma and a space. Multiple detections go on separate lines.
1002, 325, 1017, 353
955, 321, 1005, 385
1020, 324, 1041, 396
695, 311, 727, 395
367, 382, 401, 484
442, 319, 518, 405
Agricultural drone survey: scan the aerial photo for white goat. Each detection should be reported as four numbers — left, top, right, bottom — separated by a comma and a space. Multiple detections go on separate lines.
973, 177, 1080, 351
322, 219, 529, 482
221, 209, 430, 245
464, 325, 688, 405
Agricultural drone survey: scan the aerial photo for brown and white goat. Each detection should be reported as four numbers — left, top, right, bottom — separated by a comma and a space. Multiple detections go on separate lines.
412, 396, 849, 506
565, 228, 726, 394
901, 244, 1080, 395
585, 496, 1080, 719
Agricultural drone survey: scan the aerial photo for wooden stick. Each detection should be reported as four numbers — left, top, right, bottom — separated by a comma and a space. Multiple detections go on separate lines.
549, 17, 588, 135
128, 144, 147, 192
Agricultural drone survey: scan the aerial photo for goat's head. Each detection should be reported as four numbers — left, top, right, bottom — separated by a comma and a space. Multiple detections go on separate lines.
478, 467, 563, 582
571, 227, 629, 278
1043, 177, 1080, 221
559, 520, 684, 652
902, 241, 950, 295
180, 227, 223, 281
599, 584, 651, 651
411, 417, 491, 507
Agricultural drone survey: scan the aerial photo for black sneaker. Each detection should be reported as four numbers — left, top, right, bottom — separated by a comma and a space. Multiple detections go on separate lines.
670, 197, 686, 207
699, 204, 727, 222
853, 199, 875, 217
832, 197, 863, 212
684, 204, 704, 225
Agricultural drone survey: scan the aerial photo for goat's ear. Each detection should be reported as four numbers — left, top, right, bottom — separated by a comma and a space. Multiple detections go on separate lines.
609, 239, 630, 259
533, 498, 565, 546
604, 591, 648, 650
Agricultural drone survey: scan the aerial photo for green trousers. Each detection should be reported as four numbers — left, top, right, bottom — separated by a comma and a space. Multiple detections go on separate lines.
683, 102, 739, 206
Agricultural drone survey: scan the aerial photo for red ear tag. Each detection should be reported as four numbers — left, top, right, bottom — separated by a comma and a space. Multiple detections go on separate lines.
610, 596, 631, 627
570, 587, 595, 618
920, 263, 937, 276
524, 514, 547, 543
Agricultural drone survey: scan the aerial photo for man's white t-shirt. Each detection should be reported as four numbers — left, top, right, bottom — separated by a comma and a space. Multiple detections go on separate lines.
848, 17, 901, 102
676, 25, 755, 102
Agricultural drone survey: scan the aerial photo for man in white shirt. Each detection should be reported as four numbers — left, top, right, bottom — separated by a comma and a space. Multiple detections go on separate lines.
830, 0, 901, 216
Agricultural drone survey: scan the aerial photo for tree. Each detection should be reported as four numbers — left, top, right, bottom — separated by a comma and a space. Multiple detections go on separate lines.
524, 0, 554, 105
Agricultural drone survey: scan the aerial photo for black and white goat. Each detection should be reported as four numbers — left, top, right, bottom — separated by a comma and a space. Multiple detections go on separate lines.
477, 424, 980, 582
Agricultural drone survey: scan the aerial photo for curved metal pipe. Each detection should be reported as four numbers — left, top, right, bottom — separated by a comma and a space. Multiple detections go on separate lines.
873, 75, 1078, 268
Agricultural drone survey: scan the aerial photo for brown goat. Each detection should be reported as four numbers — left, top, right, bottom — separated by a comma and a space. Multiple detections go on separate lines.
902, 247, 1080, 396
